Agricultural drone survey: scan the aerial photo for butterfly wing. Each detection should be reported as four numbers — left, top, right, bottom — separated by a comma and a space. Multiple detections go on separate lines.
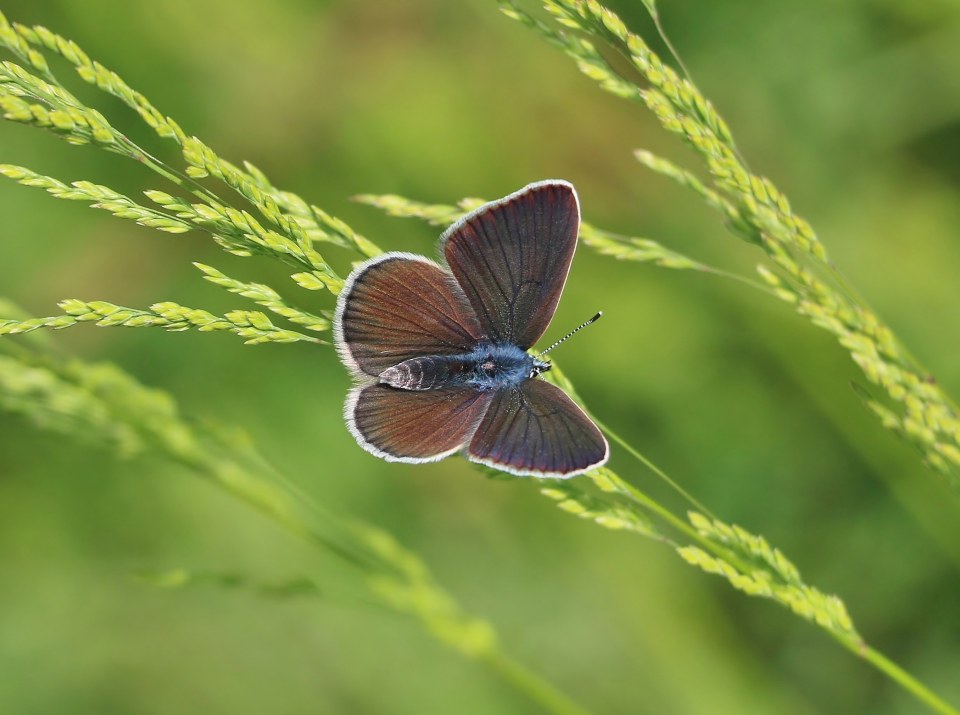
347, 385, 494, 462
467, 379, 608, 478
441, 180, 580, 350
335, 252, 485, 378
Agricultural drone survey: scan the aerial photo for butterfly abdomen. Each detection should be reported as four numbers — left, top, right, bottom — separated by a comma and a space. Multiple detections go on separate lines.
378, 356, 466, 390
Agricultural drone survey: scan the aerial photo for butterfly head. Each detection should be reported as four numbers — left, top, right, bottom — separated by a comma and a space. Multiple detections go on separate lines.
530, 357, 551, 378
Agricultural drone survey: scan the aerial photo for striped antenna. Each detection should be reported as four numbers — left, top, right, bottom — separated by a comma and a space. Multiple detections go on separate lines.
537, 311, 602, 357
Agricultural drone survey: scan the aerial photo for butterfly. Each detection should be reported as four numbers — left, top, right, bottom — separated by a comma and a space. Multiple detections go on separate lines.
334, 180, 608, 478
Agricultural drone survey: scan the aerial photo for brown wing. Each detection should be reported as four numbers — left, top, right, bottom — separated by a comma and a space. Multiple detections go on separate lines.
467, 379, 608, 478
335, 252, 485, 378
347, 385, 494, 462
441, 181, 580, 349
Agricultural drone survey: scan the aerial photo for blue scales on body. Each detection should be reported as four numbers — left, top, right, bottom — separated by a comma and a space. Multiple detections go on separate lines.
379, 343, 551, 392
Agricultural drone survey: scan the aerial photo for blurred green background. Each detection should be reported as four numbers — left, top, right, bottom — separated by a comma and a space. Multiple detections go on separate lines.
2, 1, 960, 713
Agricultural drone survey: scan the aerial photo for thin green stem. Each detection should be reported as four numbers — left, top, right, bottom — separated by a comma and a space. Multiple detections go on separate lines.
833, 634, 960, 715
184, 455, 383, 575
648, 10, 692, 84
605, 468, 767, 583
123, 138, 224, 206
603, 472, 694, 544
590, 413, 716, 520
700, 265, 780, 296
484, 651, 593, 715
636, 5, 751, 170
239, 451, 411, 580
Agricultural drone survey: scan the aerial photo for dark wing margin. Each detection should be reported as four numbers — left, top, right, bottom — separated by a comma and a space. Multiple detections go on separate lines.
347, 385, 494, 463
467, 379, 608, 478
335, 252, 484, 378
441, 180, 580, 350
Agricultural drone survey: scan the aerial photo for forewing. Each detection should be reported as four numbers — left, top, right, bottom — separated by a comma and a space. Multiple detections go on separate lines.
347, 385, 493, 462
468, 379, 608, 478
441, 180, 580, 349
335, 252, 484, 378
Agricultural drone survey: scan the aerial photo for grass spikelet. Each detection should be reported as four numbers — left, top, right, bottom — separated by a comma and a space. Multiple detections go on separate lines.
178, 137, 345, 286
0, 354, 144, 456
9, 19, 187, 143
0, 300, 322, 345
142, 569, 323, 599
0, 81, 116, 147
359, 524, 500, 659
144, 186, 336, 279
244, 165, 382, 258
0, 164, 191, 233
577, 224, 707, 271
632, 150, 746, 234
193, 263, 329, 332
540, 479, 661, 537
678, 512, 858, 638
353, 193, 466, 226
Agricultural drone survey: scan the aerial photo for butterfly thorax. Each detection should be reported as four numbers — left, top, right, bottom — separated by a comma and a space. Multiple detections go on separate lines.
378, 343, 550, 392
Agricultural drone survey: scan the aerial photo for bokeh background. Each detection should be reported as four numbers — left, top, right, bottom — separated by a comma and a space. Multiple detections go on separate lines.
2, 1, 960, 713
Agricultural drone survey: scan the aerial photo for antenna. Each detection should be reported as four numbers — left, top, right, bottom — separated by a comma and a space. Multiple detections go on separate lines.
537, 311, 602, 357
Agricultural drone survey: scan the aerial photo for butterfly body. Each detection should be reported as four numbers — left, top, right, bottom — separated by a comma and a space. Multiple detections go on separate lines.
335, 180, 609, 478
379, 343, 549, 392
